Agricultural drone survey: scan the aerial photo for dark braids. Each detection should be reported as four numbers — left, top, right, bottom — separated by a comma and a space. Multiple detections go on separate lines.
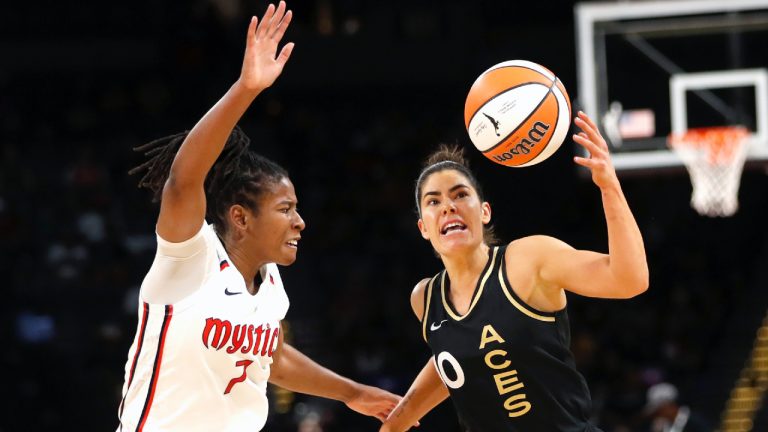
414, 144, 498, 245
130, 130, 190, 199
129, 125, 289, 235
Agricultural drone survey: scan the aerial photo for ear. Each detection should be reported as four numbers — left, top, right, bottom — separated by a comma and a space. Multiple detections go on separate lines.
481, 201, 492, 225
229, 204, 249, 231
417, 218, 430, 240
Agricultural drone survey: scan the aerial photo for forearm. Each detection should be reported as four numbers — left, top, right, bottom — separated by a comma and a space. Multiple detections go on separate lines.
269, 343, 358, 402
169, 81, 262, 186
565, 111, 648, 298
601, 182, 648, 293
383, 358, 448, 432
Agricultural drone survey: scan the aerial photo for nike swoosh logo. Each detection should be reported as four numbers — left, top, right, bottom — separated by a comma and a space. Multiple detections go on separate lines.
224, 287, 242, 296
430, 320, 448, 331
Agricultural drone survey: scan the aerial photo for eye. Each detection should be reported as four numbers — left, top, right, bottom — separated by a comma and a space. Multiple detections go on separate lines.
457, 190, 469, 199
426, 198, 439, 206
280, 207, 290, 214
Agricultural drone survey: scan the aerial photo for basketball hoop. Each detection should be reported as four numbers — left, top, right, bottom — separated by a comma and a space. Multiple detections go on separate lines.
668, 126, 750, 217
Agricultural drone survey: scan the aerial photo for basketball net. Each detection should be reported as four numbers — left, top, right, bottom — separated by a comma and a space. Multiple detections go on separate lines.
668, 126, 750, 217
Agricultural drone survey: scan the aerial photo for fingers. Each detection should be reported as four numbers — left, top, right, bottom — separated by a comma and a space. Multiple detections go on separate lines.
246, 16, 258, 48
574, 111, 609, 151
271, 9, 292, 41
257, 1, 288, 40
251, 2, 293, 60
573, 115, 597, 140
256, 3, 277, 39
572, 131, 603, 158
573, 156, 588, 168
572, 112, 619, 184
578, 110, 599, 132
276, 42, 295, 65
379, 401, 396, 422
573, 155, 602, 170
268, 1, 288, 38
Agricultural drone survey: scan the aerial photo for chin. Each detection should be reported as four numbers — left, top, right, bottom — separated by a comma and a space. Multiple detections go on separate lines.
436, 237, 477, 255
277, 252, 298, 266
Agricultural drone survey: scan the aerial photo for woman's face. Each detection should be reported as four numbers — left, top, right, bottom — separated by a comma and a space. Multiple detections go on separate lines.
417, 169, 490, 257
244, 177, 305, 266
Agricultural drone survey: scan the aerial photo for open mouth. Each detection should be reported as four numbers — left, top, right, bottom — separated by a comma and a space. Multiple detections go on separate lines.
440, 221, 467, 235
286, 239, 299, 248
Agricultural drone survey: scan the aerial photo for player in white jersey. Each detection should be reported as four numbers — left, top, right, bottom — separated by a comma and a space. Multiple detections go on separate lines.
118, 3, 401, 430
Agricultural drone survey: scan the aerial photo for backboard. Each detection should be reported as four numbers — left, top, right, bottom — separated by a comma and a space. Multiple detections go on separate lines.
575, 0, 768, 172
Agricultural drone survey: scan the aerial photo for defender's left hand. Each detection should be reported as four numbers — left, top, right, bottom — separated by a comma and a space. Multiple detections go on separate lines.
345, 383, 401, 422
573, 111, 619, 189
239, 1, 294, 93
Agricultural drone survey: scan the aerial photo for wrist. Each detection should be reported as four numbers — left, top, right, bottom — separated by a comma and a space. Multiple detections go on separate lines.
232, 79, 265, 99
339, 379, 362, 404
598, 177, 622, 194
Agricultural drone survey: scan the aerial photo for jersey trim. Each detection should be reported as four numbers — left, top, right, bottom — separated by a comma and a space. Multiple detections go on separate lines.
136, 304, 173, 432
118, 302, 150, 431
441, 246, 498, 321
497, 266, 556, 323
421, 276, 436, 342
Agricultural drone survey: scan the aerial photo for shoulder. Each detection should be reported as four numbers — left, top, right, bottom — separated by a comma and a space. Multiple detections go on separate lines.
410, 278, 433, 322
506, 235, 573, 261
508, 234, 570, 249
155, 221, 212, 259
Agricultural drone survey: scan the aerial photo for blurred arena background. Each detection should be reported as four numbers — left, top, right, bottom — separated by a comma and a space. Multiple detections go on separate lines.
3, 0, 768, 430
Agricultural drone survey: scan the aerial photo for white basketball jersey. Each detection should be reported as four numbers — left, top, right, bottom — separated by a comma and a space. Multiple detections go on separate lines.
117, 224, 289, 432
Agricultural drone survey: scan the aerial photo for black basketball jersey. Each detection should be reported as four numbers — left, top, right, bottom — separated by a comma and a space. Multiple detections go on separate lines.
422, 245, 599, 432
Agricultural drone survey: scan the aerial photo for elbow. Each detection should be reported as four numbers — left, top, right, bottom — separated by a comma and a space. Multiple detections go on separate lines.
625, 280, 649, 298
162, 173, 201, 197
619, 268, 649, 298
165, 170, 192, 189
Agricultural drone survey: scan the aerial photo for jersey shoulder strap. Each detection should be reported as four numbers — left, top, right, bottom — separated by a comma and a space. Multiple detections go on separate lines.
421, 272, 443, 342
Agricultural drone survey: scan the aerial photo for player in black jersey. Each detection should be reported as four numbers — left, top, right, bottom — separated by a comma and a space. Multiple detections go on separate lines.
381, 111, 648, 432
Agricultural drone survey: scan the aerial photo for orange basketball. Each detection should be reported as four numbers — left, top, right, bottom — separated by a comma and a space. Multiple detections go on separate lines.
465, 60, 571, 167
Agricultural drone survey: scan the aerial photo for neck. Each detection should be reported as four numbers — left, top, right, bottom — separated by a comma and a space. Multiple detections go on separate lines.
441, 243, 491, 294
224, 241, 265, 295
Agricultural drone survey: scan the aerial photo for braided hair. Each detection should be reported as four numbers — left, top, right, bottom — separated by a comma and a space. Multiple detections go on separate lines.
129, 126, 289, 234
414, 144, 498, 245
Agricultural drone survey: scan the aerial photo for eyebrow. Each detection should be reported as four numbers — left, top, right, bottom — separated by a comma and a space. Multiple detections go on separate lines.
422, 183, 470, 200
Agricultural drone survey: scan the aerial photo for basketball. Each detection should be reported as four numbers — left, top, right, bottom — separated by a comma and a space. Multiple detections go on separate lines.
464, 60, 572, 167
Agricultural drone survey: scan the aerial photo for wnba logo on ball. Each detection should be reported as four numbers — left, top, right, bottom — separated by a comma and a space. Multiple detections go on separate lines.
492, 121, 550, 162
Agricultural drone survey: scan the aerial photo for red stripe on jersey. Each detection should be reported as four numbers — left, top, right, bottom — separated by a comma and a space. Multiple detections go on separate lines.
220, 260, 229, 271
118, 302, 150, 431
136, 304, 173, 432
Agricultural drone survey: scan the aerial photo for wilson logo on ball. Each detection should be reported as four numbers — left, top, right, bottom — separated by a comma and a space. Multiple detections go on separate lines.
492, 121, 550, 162
465, 60, 571, 167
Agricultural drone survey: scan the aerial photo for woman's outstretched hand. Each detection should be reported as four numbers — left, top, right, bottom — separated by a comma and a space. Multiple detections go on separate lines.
238, 1, 294, 93
573, 110, 620, 190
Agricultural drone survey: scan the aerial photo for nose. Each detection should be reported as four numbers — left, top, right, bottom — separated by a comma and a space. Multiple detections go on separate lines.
442, 200, 457, 215
293, 211, 306, 231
